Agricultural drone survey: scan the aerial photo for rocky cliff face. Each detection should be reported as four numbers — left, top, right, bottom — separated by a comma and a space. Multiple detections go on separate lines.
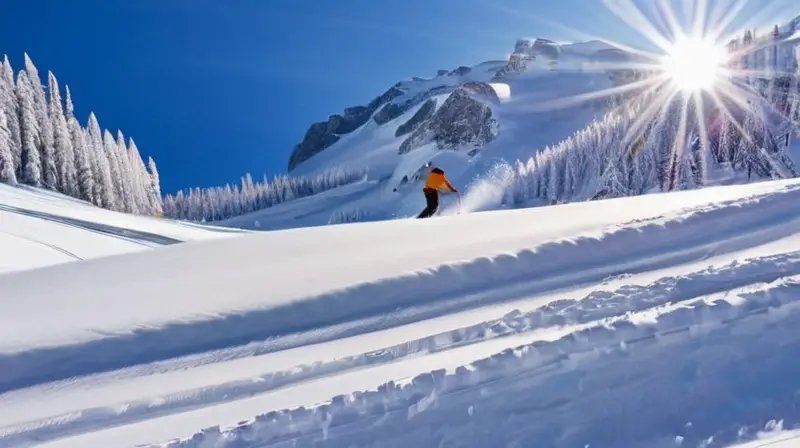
395, 98, 437, 138
287, 85, 404, 171
398, 82, 499, 155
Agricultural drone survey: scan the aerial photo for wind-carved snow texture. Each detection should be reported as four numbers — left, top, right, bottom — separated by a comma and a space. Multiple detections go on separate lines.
159, 276, 800, 448
2, 183, 798, 395
3, 252, 798, 446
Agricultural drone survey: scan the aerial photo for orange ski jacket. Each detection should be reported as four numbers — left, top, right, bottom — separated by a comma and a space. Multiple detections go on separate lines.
423, 168, 458, 193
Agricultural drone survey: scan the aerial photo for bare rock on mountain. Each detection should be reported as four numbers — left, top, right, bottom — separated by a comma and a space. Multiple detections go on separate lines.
460, 81, 501, 105
373, 84, 450, 125
288, 85, 404, 171
395, 98, 437, 137
449, 66, 472, 76
287, 121, 342, 172
398, 83, 498, 155
530, 38, 559, 60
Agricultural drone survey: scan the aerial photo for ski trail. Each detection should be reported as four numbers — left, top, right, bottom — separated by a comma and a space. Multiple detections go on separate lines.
148, 276, 800, 448
2, 253, 798, 445
0, 230, 83, 261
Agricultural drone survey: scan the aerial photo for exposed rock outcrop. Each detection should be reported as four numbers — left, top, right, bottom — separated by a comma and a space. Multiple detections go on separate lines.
287, 122, 342, 172
398, 83, 498, 155
496, 38, 561, 76
395, 98, 437, 137
288, 85, 404, 171
460, 81, 501, 105
373, 84, 450, 125
530, 38, 559, 60
449, 66, 472, 76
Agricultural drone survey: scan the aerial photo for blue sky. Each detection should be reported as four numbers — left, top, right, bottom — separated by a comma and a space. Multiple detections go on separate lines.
1, 0, 795, 194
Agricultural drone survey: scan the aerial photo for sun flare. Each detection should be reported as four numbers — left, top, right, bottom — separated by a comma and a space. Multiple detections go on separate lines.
660, 37, 728, 92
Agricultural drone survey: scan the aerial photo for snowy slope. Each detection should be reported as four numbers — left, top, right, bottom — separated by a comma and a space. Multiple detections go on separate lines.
217, 71, 621, 230
1, 178, 799, 447
262, 40, 632, 229
0, 183, 241, 274
289, 52, 617, 185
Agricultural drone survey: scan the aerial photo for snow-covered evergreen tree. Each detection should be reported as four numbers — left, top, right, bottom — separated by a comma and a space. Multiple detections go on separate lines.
88, 113, 115, 209
114, 131, 137, 213
48, 72, 77, 195
147, 156, 163, 214
65, 86, 94, 203
16, 71, 41, 186
126, 138, 150, 213
103, 129, 124, 210
24, 54, 57, 190
1, 56, 21, 176
0, 113, 17, 185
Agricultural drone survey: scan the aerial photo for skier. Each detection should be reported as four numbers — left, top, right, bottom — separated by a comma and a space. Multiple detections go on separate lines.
417, 163, 458, 219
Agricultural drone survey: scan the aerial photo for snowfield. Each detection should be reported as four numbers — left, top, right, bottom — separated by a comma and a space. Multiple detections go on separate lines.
1, 178, 800, 447
0, 183, 241, 274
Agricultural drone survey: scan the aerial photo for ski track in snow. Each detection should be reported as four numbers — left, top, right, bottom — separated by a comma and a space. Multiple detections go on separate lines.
2, 182, 799, 394
2, 251, 799, 445
152, 276, 800, 448
0, 203, 181, 246
118, 277, 800, 448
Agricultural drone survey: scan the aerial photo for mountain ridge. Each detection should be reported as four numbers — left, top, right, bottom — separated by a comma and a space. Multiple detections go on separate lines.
287, 37, 636, 172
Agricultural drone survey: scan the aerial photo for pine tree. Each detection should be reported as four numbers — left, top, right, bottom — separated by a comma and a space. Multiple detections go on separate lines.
147, 156, 163, 215
0, 113, 17, 185
48, 72, 77, 195
16, 71, 41, 186
25, 54, 57, 190
678, 148, 696, 190
691, 135, 707, 187
65, 86, 94, 203
128, 138, 152, 213
1, 56, 21, 176
103, 129, 124, 210
88, 113, 115, 208
114, 130, 137, 213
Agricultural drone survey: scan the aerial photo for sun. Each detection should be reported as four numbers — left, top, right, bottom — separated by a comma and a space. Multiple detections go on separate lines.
660, 37, 728, 92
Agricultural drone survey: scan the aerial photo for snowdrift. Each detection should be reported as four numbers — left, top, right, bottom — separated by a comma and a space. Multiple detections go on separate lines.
1, 179, 798, 393
160, 274, 800, 448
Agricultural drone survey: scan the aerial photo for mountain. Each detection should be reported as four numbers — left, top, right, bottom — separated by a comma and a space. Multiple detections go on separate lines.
205, 25, 799, 231
286, 38, 636, 178
161, 18, 800, 231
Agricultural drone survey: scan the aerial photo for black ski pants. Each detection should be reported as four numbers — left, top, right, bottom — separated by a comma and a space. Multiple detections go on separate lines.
416, 188, 439, 219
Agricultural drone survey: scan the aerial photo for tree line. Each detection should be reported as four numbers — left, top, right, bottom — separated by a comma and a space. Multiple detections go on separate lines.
500, 74, 798, 207
161, 166, 367, 222
0, 54, 163, 215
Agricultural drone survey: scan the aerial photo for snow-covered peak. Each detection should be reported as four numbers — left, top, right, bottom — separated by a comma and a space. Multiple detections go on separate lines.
499, 37, 640, 76
287, 36, 640, 174
511, 37, 627, 60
